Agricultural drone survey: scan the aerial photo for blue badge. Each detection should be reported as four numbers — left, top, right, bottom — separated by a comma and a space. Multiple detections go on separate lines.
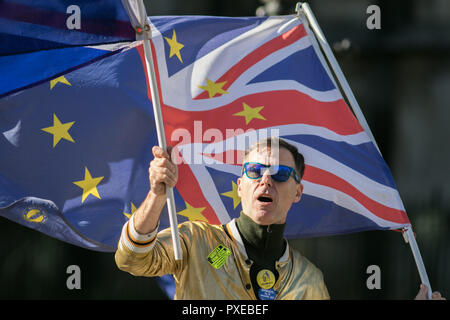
258, 288, 277, 300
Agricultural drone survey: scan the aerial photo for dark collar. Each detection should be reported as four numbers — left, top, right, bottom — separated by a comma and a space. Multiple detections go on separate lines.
235, 212, 286, 262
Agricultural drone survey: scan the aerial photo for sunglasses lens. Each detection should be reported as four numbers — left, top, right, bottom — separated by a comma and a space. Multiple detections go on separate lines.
243, 163, 298, 183
272, 166, 291, 182
245, 163, 262, 179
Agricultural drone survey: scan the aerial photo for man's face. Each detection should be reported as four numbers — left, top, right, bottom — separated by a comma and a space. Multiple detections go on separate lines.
237, 146, 303, 225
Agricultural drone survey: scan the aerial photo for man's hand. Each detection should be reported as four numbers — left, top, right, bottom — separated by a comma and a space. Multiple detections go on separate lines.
149, 146, 178, 196
414, 284, 445, 300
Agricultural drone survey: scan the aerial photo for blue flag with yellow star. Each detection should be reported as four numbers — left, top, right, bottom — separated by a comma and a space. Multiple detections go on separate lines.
1, 44, 153, 250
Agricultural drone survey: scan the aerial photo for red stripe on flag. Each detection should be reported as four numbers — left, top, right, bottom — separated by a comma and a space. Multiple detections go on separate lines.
303, 165, 410, 224
163, 90, 363, 145
194, 24, 308, 99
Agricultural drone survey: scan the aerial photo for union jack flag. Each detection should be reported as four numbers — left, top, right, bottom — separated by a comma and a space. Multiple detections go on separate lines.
143, 15, 410, 237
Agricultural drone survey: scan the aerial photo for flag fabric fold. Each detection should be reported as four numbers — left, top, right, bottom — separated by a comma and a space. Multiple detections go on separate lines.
0, 0, 135, 56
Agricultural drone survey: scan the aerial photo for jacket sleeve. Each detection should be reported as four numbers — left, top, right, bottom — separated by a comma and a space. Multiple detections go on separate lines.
114, 215, 189, 278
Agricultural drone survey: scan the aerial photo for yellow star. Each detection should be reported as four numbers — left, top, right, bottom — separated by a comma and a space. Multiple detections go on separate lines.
50, 76, 71, 90
221, 181, 241, 209
177, 201, 208, 222
198, 78, 229, 98
164, 29, 184, 63
123, 202, 137, 219
41, 114, 75, 148
73, 167, 104, 203
233, 102, 266, 125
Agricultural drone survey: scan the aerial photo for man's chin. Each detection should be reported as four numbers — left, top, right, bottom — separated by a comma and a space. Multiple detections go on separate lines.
250, 209, 278, 226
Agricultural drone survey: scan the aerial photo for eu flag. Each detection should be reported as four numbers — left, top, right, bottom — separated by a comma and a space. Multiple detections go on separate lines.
1, 43, 153, 250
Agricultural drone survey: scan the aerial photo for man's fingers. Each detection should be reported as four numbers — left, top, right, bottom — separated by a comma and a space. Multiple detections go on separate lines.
432, 291, 445, 300
164, 175, 177, 188
149, 146, 178, 190
150, 170, 177, 188
152, 156, 177, 172
151, 146, 178, 175
414, 284, 446, 300
414, 284, 428, 300
152, 146, 170, 159
150, 160, 178, 183
151, 166, 178, 182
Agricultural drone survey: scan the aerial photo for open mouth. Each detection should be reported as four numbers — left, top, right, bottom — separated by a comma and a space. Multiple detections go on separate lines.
257, 195, 273, 203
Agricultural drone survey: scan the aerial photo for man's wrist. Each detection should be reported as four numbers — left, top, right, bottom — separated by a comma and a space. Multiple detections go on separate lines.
133, 190, 166, 234
129, 214, 159, 240
148, 189, 168, 203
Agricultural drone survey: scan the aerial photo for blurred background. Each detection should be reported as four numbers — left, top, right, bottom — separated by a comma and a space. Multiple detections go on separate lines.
1, 0, 449, 299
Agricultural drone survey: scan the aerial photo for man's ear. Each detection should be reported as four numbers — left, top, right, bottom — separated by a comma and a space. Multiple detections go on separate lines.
237, 177, 242, 197
293, 183, 303, 203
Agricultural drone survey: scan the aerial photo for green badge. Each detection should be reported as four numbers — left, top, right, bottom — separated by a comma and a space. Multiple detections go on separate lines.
207, 244, 231, 269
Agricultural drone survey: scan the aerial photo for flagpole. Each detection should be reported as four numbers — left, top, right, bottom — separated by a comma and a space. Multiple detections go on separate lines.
296, 2, 432, 299
134, 0, 183, 260
295, 2, 381, 154
402, 225, 432, 299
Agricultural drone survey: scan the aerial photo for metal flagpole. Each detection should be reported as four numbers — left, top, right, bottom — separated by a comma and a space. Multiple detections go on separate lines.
125, 0, 182, 260
402, 226, 432, 298
295, 2, 432, 298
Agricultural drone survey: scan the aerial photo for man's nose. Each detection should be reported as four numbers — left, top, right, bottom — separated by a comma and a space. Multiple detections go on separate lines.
259, 170, 273, 187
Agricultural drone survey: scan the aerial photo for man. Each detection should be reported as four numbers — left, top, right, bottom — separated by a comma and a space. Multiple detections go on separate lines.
115, 137, 444, 300
115, 137, 329, 299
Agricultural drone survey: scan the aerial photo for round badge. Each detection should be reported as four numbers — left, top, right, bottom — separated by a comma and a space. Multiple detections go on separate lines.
256, 269, 276, 289
258, 288, 277, 300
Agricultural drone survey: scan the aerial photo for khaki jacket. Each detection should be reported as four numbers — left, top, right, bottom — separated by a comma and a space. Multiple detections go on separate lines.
115, 215, 330, 300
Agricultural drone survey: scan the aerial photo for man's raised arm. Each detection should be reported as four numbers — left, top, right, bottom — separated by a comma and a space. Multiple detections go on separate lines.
114, 146, 179, 276
133, 146, 178, 235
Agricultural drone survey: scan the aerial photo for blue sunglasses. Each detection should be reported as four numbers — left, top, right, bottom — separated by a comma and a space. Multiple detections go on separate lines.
242, 162, 300, 183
